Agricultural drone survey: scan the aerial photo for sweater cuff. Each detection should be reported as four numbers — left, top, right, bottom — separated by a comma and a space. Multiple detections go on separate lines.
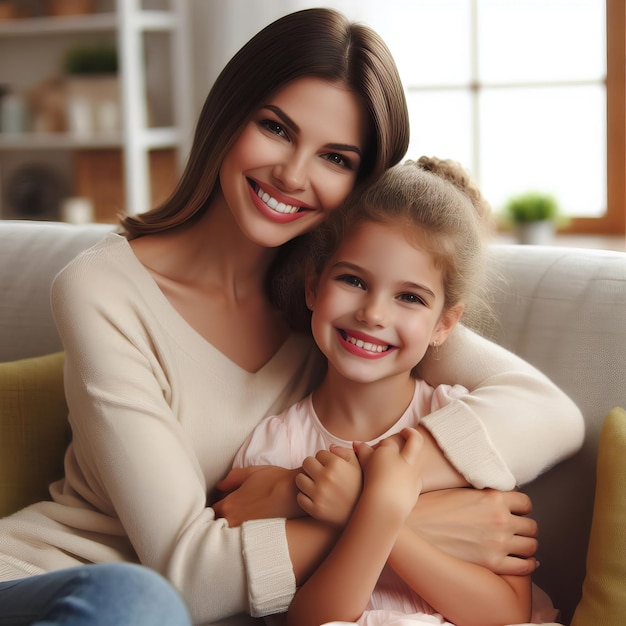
241, 518, 295, 617
421, 402, 516, 490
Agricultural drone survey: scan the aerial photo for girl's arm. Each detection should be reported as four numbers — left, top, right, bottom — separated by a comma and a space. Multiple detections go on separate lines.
389, 525, 531, 626
286, 428, 424, 626
417, 324, 584, 488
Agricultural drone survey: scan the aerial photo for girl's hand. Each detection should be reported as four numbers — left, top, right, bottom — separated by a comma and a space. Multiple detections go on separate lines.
408, 487, 539, 576
212, 465, 302, 526
360, 427, 424, 520
295, 445, 363, 527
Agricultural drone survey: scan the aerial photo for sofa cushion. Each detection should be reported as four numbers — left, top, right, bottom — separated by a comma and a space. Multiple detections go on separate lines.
0, 352, 69, 518
0, 220, 113, 361
571, 406, 626, 626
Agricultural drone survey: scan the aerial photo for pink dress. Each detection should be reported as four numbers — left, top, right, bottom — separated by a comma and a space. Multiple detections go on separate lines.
234, 381, 560, 626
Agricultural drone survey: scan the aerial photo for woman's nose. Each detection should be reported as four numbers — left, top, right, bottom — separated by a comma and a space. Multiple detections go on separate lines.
272, 154, 307, 191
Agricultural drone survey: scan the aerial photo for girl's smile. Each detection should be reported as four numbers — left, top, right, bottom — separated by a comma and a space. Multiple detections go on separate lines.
336, 328, 394, 359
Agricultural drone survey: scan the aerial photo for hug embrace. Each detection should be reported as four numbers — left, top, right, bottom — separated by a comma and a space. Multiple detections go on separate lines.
0, 8, 582, 626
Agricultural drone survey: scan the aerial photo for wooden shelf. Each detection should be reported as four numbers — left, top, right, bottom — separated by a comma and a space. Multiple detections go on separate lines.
0, 1, 193, 217
0, 13, 117, 37
0, 10, 177, 37
0, 127, 180, 152
0, 132, 122, 150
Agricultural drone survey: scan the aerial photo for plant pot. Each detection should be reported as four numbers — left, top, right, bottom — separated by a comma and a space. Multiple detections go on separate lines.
515, 220, 555, 245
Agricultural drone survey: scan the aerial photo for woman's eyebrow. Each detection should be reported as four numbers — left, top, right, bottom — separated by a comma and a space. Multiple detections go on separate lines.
263, 105, 362, 158
264, 105, 299, 132
327, 142, 362, 158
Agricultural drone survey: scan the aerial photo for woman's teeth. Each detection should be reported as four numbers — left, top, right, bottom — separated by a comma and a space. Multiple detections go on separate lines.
256, 187, 299, 214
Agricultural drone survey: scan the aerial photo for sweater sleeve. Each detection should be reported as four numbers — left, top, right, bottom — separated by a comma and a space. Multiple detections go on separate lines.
417, 325, 584, 489
50, 243, 296, 623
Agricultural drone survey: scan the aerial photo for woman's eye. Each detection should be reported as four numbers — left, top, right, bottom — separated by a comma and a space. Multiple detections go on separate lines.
260, 119, 288, 139
323, 153, 353, 170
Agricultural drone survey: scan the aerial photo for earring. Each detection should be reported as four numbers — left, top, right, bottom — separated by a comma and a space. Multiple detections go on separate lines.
431, 339, 441, 361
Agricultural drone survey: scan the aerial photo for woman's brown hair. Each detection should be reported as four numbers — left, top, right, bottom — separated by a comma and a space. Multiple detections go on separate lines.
120, 8, 409, 238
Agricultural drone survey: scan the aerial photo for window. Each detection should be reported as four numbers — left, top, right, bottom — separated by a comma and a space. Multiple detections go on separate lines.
350, 0, 625, 234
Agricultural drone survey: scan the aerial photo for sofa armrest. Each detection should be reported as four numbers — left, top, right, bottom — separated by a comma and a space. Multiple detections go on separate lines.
486, 244, 626, 624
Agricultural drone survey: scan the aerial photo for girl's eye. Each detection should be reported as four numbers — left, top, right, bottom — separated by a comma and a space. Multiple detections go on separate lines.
323, 152, 354, 170
260, 119, 288, 139
399, 293, 426, 306
337, 274, 365, 289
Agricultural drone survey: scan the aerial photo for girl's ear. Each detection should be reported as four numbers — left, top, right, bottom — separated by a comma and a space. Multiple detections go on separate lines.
432, 304, 464, 345
304, 264, 319, 311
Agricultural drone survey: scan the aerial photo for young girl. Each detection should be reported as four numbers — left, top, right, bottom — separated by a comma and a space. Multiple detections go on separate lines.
233, 157, 561, 626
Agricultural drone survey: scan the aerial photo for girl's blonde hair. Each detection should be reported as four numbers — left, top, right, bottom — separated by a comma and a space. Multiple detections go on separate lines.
120, 8, 409, 238
275, 157, 494, 332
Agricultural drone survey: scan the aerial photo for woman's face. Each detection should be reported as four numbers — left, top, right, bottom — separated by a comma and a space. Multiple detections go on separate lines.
219, 77, 367, 248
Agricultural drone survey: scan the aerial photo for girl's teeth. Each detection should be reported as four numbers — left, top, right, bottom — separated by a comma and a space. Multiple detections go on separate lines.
347, 336, 388, 353
257, 187, 298, 214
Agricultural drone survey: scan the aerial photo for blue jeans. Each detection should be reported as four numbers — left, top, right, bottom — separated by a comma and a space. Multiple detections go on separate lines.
0, 563, 191, 626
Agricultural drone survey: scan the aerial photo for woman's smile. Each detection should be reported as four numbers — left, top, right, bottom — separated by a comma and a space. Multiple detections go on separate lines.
246, 178, 313, 223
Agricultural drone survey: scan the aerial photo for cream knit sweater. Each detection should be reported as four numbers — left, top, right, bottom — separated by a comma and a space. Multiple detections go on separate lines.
0, 234, 584, 625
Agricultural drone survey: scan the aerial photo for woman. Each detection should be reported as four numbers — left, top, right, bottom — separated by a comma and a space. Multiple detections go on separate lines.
0, 8, 583, 625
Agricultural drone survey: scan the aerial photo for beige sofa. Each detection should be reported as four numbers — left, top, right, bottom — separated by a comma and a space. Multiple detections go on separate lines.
1, 219, 625, 625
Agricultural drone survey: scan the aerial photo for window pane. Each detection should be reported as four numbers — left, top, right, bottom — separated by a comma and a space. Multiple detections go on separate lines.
405, 90, 474, 169
478, 0, 606, 83
480, 85, 606, 217
361, 0, 471, 86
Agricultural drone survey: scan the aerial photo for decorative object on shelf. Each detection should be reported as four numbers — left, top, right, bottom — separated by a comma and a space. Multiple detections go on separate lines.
44, 0, 94, 17
64, 44, 119, 137
61, 196, 94, 224
0, 87, 28, 134
5, 162, 67, 220
502, 190, 563, 245
28, 77, 67, 133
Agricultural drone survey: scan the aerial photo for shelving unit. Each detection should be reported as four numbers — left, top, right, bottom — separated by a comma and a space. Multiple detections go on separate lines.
0, 0, 194, 219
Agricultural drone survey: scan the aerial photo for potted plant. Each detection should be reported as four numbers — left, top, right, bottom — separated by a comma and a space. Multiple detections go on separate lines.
63, 44, 119, 136
502, 191, 562, 245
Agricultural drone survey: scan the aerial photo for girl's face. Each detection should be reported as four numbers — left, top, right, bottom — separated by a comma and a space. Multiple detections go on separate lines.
306, 220, 462, 385
219, 77, 367, 248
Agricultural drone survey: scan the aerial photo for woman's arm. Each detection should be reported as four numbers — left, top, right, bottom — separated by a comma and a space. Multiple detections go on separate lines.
417, 324, 584, 488
389, 525, 531, 626
51, 248, 300, 623
408, 487, 538, 575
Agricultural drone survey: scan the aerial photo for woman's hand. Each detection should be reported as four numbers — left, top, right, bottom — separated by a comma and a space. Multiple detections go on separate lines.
408, 487, 539, 576
212, 465, 302, 527
295, 444, 363, 527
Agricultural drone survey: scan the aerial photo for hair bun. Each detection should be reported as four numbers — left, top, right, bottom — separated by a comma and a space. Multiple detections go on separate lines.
413, 156, 492, 223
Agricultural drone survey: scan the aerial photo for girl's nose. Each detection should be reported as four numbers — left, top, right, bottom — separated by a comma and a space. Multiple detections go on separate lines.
356, 295, 388, 327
